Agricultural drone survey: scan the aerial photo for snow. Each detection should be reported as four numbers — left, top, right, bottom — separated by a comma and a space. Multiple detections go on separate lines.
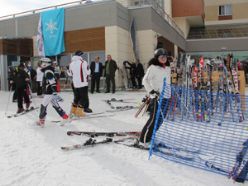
0, 90, 244, 186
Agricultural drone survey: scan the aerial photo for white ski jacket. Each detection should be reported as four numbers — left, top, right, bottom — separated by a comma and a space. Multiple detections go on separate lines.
142, 65, 171, 98
69, 56, 91, 88
36, 66, 44, 82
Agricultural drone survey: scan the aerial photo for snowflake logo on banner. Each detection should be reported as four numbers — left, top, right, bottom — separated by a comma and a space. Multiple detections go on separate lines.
45, 19, 57, 34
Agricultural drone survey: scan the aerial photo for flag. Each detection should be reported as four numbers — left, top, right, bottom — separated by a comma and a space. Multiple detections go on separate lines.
41, 8, 65, 56
37, 17, 45, 57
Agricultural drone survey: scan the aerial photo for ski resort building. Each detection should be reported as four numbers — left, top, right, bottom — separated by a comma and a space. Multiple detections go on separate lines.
0, 0, 247, 90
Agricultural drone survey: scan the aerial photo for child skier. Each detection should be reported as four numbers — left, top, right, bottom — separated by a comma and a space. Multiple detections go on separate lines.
37, 58, 68, 127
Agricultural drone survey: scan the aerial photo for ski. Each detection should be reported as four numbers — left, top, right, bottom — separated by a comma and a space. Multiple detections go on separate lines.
104, 98, 135, 103
155, 147, 194, 161
61, 136, 195, 161
61, 136, 136, 151
135, 97, 150, 118
115, 140, 194, 161
156, 142, 200, 154
7, 106, 39, 118
61, 137, 113, 151
205, 161, 228, 173
66, 130, 141, 137
52, 113, 115, 126
106, 106, 136, 113
229, 139, 248, 180
235, 160, 248, 183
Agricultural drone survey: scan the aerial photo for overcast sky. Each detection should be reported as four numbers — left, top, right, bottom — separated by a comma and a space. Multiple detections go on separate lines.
0, 0, 84, 17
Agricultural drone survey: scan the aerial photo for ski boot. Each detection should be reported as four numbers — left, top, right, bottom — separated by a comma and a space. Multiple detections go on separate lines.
75, 106, 85, 117
26, 102, 31, 110
70, 103, 77, 117
84, 108, 93, 113
62, 113, 69, 120
37, 118, 45, 128
17, 108, 25, 114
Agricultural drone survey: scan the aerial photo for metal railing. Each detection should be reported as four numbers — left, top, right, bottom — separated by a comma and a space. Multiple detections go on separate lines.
128, 0, 185, 38
0, 0, 184, 38
188, 25, 248, 39
0, 0, 111, 20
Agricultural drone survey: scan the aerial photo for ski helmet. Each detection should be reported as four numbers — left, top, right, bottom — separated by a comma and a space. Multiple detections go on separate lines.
40, 57, 51, 68
154, 48, 168, 59
75, 50, 84, 56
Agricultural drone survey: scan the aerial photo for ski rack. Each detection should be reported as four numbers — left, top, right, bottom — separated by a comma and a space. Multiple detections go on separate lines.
149, 79, 248, 182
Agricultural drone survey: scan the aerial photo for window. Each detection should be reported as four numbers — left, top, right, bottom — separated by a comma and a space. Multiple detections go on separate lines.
134, 1, 139, 6
158, 0, 164, 8
219, 4, 232, 16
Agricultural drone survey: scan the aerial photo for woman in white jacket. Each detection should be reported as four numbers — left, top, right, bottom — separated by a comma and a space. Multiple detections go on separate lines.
139, 48, 171, 144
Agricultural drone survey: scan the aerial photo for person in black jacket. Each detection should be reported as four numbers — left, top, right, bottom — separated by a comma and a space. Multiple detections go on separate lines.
10, 63, 31, 113
90, 56, 103, 93
135, 60, 144, 89
8, 66, 18, 102
37, 58, 68, 127
104, 55, 118, 93
123, 61, 137, 88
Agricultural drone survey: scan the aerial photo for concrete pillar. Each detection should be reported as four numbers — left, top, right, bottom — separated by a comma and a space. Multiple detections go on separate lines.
174, 45, 178, 58
0, 55, 8, 91
136, 30, 157, 70
105, 26, 133, 89
164, 0, 172, 17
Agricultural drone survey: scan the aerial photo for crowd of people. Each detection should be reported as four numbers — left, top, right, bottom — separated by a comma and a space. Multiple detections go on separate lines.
8, 48, 171, 146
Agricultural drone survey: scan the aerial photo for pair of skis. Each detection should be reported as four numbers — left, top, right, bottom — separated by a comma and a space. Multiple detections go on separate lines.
61, 131, 197, 161
61, 131, 140, 150
135, 97, 150, 118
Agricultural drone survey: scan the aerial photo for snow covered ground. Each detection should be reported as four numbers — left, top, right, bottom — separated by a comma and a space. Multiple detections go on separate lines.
0, 90, 244, 186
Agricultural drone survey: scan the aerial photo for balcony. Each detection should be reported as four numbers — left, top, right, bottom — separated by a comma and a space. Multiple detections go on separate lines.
128, 0, 184, 37
188, 24, 248, 39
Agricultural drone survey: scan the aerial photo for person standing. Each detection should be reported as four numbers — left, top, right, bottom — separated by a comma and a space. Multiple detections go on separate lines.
53, 61, 61, 92
37, 58, 68, 127
135, 59, 144, 89
10, 63, 31, 113
90, 56, 103, 93
8, 66, 18, 102
104, 55, 118, 93
139, 48, 171, 144
69, 50, 92, 116
36, 62, 44, 97
27, 62, 37, 93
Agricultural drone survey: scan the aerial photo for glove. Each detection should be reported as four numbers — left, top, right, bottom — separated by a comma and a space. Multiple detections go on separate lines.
142, 96, 149, 103
53, 93, 64, 102
149, 90, 159, 97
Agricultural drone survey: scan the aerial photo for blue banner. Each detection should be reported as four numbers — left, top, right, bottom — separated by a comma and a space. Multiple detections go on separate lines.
41, 8, 65, 56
